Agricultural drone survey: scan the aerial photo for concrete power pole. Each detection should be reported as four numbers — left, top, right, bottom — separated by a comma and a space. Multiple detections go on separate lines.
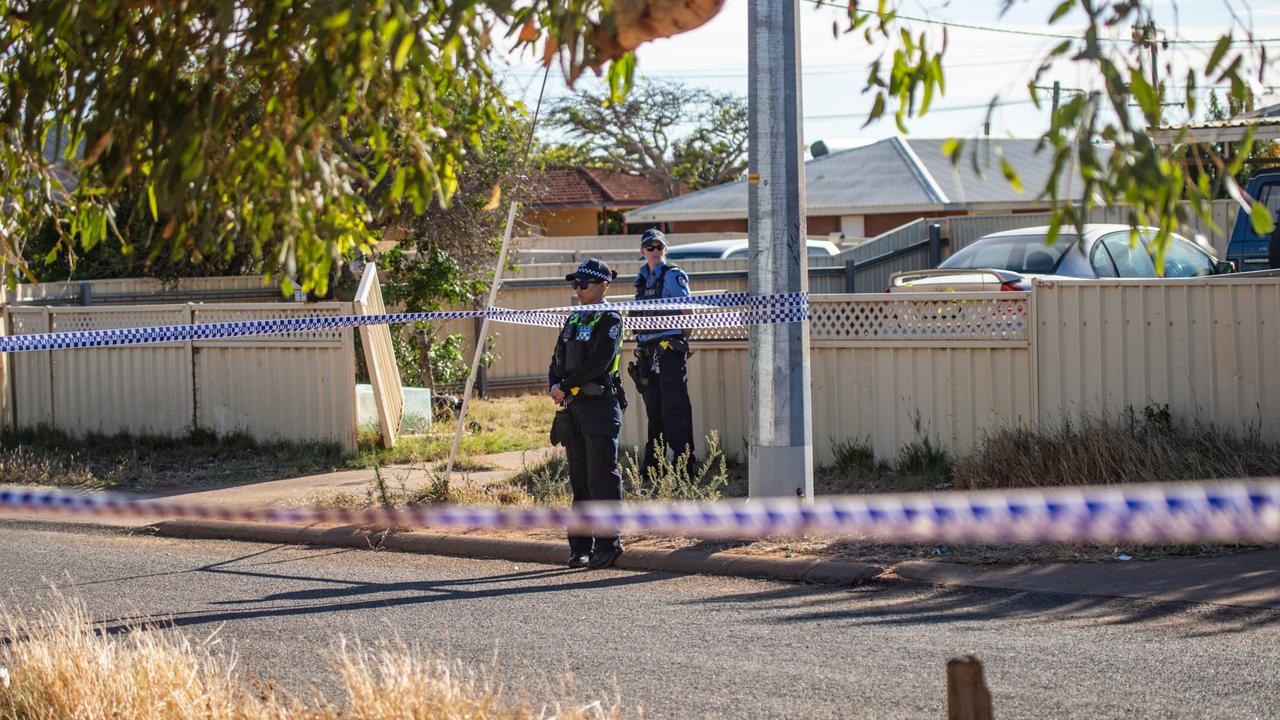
747, 0, 813, 501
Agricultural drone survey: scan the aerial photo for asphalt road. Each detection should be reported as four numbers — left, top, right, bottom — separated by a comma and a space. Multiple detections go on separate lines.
2, 519, 1278, 719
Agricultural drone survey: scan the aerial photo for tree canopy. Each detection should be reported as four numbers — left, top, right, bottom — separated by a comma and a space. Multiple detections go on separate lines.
546, 79, 749, 196
841, 0, 1275, 259
1, 0, 1274, 288
0, 0, 725, 291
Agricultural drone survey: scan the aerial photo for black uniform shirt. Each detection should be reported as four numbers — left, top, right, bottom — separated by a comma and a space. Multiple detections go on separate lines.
548, 310, 624, 391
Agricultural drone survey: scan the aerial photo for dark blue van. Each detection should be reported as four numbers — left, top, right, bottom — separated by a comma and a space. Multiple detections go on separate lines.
1225, 170, 1280, 271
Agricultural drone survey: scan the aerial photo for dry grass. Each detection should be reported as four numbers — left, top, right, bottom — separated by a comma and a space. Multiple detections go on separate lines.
953, 406, 1280, 490
0, 428, 344, 492
0, 447, 101, 488
0, 592, 623, 719
305, 467, 531, 510
352, 394, 557, 468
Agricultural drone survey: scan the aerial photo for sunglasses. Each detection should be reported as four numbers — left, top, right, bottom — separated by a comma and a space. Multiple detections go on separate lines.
569, 278, 603, 290
642, 244, 664, 252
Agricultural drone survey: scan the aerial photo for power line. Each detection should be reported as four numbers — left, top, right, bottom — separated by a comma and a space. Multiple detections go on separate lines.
494, 51, 1049, 82
805, 98, 1037, 120
803, 0, 1280, 45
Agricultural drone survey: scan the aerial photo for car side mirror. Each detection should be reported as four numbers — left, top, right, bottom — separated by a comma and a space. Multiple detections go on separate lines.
1214, 260, 1235, 275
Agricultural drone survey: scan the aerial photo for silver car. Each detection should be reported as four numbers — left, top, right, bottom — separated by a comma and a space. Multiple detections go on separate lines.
888, 224, 1228, 292
665, 238, 841, 261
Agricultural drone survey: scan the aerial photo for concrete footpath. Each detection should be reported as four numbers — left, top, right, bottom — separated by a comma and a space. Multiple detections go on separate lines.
5, 459, 1280, 609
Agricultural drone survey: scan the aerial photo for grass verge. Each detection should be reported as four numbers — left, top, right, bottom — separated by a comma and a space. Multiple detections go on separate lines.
351, 393, 556, 468
0, 427, 345, 492
953, 405, 1280, 489
0, 394, 556, 491
0, 592, 623, 719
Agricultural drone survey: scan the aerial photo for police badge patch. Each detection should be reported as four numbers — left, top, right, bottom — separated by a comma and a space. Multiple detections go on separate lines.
676, 274, 688, 289
608, 324, 620, 339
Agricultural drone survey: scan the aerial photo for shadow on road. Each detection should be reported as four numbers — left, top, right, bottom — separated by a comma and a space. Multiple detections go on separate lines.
682, 578, 1280, 638
93, 544, 669, 633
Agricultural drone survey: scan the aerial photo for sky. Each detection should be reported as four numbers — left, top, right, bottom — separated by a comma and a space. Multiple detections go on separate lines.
495, 0, 1280, 152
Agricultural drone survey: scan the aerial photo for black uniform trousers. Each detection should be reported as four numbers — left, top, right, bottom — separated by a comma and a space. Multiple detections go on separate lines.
565, 394, 624, 555
640, 345, 695, 474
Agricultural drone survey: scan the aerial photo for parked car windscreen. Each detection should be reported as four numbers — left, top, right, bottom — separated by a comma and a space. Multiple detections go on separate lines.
725, 245, 836, 259
940, 235, 1078, 274
665, 248, 727, 259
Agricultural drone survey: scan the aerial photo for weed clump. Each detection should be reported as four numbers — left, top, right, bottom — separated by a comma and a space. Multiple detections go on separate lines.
953, 404, 1280, 489
623, 432, 729, 501
508, 450, 572, 505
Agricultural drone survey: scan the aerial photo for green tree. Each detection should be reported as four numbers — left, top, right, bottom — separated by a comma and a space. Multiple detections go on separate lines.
546, 79, 749, 195
1182, 89, 1279, 199
840, 0, 1275, 256
0, 0, 725, 291
4, 0, 1273, 286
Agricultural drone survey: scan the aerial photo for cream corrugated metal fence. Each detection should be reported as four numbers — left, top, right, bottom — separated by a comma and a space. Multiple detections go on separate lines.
0, 316, 9, 432
4, 302, 357, 452
1033, 276, 1280, 442
619, 292, 1035, 463
354, 265, 404, 447
619, 276, 1280, 465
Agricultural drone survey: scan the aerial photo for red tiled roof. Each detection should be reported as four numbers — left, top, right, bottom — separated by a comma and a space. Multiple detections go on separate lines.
528, 168, 669, 208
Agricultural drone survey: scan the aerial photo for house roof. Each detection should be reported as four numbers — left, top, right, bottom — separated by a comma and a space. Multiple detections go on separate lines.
528, 167, 668, 209
625, 136, 1105, 223
1150, 101, 1280, 144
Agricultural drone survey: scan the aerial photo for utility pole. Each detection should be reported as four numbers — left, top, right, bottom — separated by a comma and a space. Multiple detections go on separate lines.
1051, 80, 1061, 117
1147, 21, 1162, 124
747, 0, 813, 501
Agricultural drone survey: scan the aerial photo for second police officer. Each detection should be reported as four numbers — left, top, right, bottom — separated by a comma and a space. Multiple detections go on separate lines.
548, 258, 627, 570
629, 228, 696, 477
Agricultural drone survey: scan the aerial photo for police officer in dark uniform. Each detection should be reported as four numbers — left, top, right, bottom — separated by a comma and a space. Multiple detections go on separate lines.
549, 258, 626, 569
629, 228, 696, 477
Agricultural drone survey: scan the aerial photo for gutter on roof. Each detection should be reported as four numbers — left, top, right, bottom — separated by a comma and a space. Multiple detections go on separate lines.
891, 136, 950, 204
624, 208, 749, 222
533, 201, 651, 210
1149, 120, 1280, 145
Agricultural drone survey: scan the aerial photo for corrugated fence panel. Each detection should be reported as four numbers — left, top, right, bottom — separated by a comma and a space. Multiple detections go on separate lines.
943, 213, 1052, 251
811, 345, 1033, 462
1034, 277, 1280, 441
9, 308, 53, 428
193, 304, 357, 453
618, 342, 753, 462
0, 310, 9, 431
619, 340, 1034, 466
836, 219, 927, 263
48, 306, 192, 437
848, 246, 932, 293
621, 294, 1034, 465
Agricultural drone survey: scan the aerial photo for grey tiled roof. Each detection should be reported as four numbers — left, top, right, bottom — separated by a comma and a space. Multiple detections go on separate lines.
626, 136, 1100, 222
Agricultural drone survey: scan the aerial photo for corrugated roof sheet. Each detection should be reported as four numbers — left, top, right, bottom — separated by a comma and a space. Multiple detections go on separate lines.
627, 137, 1095, 222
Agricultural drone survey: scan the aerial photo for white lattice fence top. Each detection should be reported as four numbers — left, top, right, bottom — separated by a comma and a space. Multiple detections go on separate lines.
810, 294, 1029, 341
8, 309, 49, 335
665, 293, 1030, 343
51, 309, 187, 334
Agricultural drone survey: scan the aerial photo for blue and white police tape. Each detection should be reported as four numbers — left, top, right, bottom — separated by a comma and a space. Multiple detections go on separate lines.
0, 291, 808, 354
3, 480, 1279, 544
